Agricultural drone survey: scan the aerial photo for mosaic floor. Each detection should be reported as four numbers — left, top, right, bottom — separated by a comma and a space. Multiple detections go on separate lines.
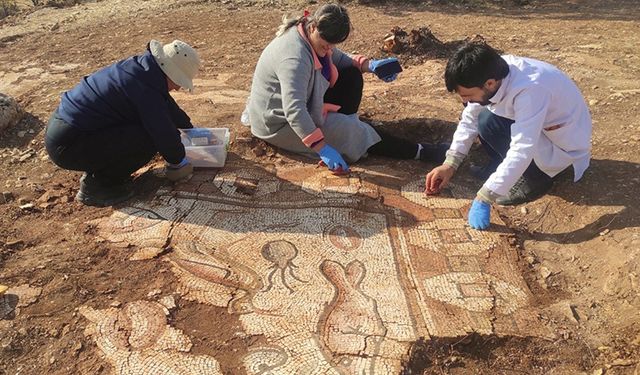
87, 163, 550, 374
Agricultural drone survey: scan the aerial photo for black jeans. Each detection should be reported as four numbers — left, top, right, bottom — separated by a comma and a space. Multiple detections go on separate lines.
45, 111, 156, 185
324, 66, 418, 159
477, 108, 549, 179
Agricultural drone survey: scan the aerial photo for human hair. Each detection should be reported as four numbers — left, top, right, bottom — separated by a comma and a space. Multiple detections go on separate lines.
276, 4, 351, 44
444, 42, 510, 92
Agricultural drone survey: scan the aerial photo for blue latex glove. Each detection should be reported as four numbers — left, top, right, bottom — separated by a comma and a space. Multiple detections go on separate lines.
165, 157, 193, 181
468, 199, 491, 230
368, 57, 402, 82
167, 157, 189, 169
318, 144, 349, 172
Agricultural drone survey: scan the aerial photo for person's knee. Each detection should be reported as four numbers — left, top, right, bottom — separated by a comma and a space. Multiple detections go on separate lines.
341, 66, 363, 88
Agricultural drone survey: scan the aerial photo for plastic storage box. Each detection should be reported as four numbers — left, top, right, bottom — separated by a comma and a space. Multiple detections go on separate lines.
180, 128, 230, 168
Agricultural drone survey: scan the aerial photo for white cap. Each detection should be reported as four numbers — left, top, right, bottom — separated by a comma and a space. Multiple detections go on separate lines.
149, 39, 200, 92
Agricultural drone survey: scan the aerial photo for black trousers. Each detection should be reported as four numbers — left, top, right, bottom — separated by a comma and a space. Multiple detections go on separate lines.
477, 108, 549, 179
324, 66, 418, 160
45, 111, 156, 185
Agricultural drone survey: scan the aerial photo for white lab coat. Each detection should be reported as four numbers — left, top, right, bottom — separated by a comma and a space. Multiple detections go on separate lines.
449, 55, 592, 196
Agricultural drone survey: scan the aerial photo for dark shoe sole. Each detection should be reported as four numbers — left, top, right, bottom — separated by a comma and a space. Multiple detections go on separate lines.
496, 180, 553, 206
75, 189, 134, 207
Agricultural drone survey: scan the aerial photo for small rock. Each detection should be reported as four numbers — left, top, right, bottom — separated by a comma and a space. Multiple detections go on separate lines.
159, 295, 177, 310
1, 192, 12, 202
540, 266, 552, 279
19, 203, 34, 210
130, 247, 164, 261
251, 145, 266, 157
589, 99, 599, 106
0, 93, 22, 131
520, 206, 528, 214
37, 190, 62, 203
569, 304, 581, 322
610, 359, 635, 367
48, 328, 60, 338
599, 229, 610, 236
592, 368, 604, 375
72, 341, 83, 356
147, 289, 162, 298
109, 301, 122, 308
17, 131, 26, 138
5, 240, 22, 248
18, 152, 33, 162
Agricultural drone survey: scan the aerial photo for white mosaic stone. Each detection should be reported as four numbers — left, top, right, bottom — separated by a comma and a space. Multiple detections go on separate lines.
213, 169, 280, 198
301, 168, 376, 197
80, 300, 222, 374
91, 165, 548, 373
422, 272, 529, 315
401, 179, 475, 208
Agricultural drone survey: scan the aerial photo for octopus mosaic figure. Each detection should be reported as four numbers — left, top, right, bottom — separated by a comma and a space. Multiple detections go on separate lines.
260, 240, 307, 294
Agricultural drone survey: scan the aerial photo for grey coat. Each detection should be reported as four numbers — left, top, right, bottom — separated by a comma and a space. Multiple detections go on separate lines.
246, 24, 380, 162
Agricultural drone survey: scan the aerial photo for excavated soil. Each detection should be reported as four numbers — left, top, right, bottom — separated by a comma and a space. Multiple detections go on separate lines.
1, 0, 639, 374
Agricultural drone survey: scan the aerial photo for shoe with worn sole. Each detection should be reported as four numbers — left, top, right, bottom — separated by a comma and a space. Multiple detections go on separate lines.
496, 175, 553, 206
76, 173, 134, 207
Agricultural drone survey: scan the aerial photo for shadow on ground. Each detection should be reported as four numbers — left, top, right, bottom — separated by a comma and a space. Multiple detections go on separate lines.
528, 158, 639, 244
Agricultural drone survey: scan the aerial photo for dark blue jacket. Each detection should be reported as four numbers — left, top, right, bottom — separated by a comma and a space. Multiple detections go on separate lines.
57, 50, 192, 164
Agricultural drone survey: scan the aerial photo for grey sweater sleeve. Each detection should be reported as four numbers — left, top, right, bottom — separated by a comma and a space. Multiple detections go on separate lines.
275, 56, 318, 139
331, 48, 356, 70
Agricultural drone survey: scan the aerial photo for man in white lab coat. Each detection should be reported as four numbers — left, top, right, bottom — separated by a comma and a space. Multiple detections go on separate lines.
425, 43, 592, 230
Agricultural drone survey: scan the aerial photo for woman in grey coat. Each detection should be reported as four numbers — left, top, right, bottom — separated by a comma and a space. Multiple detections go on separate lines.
245, 4, 448, 172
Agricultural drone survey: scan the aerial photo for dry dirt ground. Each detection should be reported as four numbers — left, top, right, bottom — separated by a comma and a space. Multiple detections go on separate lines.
1, 0, 639, 374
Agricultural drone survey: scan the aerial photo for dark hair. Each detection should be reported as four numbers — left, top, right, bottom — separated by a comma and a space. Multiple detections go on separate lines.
445, 42, 509, 92
276, 4, 351, 44
313, 4, 351, 44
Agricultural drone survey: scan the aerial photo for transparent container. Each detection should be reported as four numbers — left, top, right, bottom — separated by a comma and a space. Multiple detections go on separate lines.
180, 128, 230, 168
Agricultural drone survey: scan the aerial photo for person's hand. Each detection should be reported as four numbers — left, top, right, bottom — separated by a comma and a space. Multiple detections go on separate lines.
165, 157, 193, 181
318, 144, 349, 172
368, 57, 402, 82
468, 199, 491, 230
424, 164, 455, 195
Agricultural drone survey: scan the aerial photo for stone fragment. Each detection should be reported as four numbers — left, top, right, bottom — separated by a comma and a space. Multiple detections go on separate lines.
0, 93, 22, 132
540, 266, 552, 279
19, 203, 34, 210
10, 284, 42, 306
130, 246, 164, 260
159, 295, 177, 310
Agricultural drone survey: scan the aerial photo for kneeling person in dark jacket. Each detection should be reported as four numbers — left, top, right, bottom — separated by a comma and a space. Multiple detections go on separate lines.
45, 39, 200, 207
